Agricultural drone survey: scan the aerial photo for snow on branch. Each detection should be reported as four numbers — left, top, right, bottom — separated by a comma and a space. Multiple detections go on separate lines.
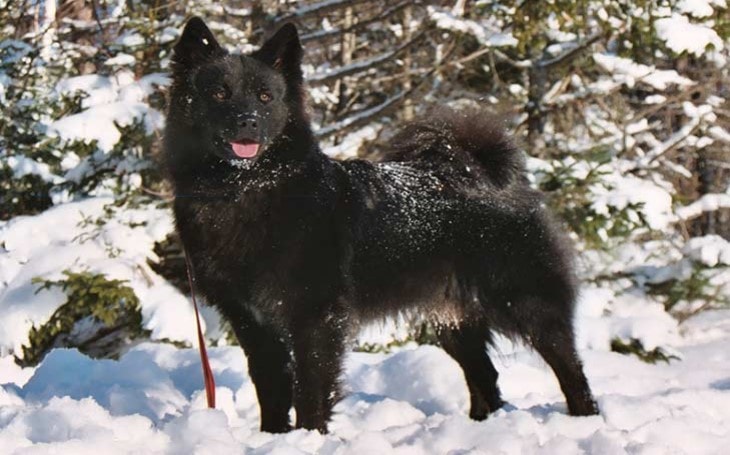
676, 194, 730, 220
683, 235, 730, 267
655, 14, 724, 57
593, 54, 695, 90
428, 6, 517, 47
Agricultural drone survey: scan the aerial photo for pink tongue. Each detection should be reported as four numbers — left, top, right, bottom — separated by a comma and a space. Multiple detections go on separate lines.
231, 141, 259, 158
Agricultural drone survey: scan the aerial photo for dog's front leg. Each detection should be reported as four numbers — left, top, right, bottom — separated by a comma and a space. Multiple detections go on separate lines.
226, 307, 294, 433
290, 307, 347, 433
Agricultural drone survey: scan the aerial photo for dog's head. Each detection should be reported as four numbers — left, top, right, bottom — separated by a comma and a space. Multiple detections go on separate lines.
169, 17, 304, 164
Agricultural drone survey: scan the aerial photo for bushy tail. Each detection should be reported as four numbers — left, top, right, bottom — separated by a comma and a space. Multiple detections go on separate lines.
387, 107, 524, 188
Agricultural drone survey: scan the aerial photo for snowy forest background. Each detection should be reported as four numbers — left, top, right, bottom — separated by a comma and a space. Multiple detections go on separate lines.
1, 1, 729, 453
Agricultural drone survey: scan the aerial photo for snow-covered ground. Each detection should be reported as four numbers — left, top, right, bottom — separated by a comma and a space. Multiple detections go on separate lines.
0, 188, 725, 454
1, 308, 729, 454
2, 1, 729, 453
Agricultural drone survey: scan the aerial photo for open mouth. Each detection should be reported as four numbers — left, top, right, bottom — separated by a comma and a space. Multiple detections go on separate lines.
230, 139, 260, 158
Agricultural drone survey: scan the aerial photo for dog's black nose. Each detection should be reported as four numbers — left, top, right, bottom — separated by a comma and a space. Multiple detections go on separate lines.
238, 116, 259, 135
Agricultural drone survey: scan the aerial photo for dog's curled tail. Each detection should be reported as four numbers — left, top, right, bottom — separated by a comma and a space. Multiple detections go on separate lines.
388, 107, 524, 188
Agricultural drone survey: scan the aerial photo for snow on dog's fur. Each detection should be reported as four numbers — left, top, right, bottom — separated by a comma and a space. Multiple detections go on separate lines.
164, 17, 598, 433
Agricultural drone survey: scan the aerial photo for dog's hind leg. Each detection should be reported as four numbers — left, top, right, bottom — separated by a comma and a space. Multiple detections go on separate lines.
437, 323, 504, 420
228, 308, 294, 433
522, 306, 599, 416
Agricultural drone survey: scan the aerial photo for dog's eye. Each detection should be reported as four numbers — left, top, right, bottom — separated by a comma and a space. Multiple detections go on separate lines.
259, 91, 272, 103
211, 87, 228, 102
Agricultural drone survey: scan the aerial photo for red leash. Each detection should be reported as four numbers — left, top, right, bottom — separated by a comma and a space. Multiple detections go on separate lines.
184, 250, 216, 408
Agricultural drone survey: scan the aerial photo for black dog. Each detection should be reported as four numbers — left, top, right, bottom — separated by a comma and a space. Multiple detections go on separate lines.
164, 17, 598, 433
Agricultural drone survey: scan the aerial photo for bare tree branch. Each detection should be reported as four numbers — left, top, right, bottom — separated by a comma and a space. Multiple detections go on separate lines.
300, 0, 416, 43
536, 31, 605, 69
308, 30, 428, 83
274, 0, 375, 25
316, 38, 457, 138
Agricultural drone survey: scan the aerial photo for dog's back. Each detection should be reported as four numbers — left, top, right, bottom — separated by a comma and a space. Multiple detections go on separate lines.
334, 108, 573, 326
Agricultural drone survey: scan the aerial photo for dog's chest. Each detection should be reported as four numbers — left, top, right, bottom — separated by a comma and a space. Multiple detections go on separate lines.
175, 181, 335, 284
174, 190, 272, 277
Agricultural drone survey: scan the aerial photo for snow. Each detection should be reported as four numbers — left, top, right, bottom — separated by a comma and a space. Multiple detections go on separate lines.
159, 27, 179, 45
678, 0, 727, 18
684, 235, 730, 267
593, 173, 675, 230
116, 32, 146, 48
1, 309, 730, 453
322, 124, 382, 159
3, 191, 726, 453
0, 191, 725, 451
593, 53, 694, 90
709, 125, 730, 143
48, 72, 169, 152
5, 155, 63, 183
606, 294, 680, 351
56, 74, 116, 107
676, 193, 730, 220
555, 161, 676, 232
655, 14, 724, 56
105, 53, 136, 67
48, 102, 164, 152
0, 198, 197, 356
428, 7, 517, 48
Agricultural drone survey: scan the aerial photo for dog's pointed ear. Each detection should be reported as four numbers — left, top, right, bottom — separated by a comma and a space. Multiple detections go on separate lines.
253, 23, 303, 81
173, 17, 225, 68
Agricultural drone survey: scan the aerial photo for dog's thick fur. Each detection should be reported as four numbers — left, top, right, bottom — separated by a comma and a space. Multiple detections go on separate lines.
164, 18, 598, 433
